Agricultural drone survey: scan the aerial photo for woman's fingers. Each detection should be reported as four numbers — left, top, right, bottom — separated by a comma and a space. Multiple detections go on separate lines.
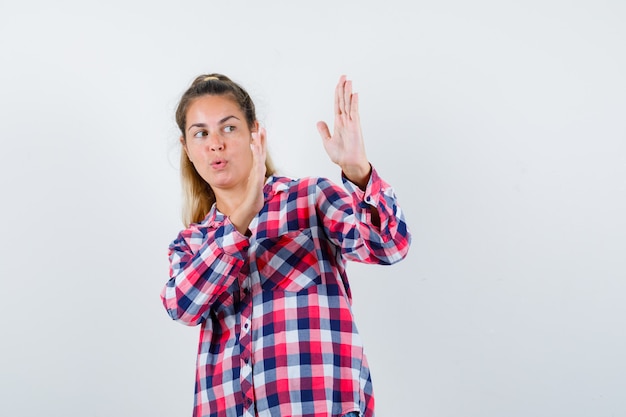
335, 75, 346, 116
334, 75, 357, 120
251, 128, 266, 156
349, 92, 359, 121
250, 133, 261, 179
316, 121, 331, 141
343, 79, 352, 117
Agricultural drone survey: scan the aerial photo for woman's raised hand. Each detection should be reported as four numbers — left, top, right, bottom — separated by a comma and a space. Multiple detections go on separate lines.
316, 75, 371, 189
230, 127, 267, 235
247, 127, 267, 212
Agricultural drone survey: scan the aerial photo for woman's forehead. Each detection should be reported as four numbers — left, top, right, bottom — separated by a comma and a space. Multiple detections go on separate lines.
187, 95, 243, 121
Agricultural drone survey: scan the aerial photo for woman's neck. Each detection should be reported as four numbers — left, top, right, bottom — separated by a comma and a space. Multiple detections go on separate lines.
213, 187, 245, 216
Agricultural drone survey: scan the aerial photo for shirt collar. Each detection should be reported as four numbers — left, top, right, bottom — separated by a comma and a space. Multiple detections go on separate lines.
200, 175, 290, 228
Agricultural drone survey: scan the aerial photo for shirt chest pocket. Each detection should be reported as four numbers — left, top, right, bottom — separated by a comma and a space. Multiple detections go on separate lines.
255, 229, 321, 293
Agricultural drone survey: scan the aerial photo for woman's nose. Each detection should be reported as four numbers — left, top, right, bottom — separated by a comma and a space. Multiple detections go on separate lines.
208, 133, 224, 151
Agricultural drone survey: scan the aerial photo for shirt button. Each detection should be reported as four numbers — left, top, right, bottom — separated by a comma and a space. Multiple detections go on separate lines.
244, 322, 249, 329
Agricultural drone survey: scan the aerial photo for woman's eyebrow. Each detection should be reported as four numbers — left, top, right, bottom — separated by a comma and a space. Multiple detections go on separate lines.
187, 115, 241, 132
219, 115, 240, 124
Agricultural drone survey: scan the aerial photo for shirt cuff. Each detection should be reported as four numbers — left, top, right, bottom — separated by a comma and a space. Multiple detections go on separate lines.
342, 164, 382, 208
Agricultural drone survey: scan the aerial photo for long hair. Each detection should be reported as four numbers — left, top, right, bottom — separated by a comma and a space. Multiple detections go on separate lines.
175, 73, 276, 226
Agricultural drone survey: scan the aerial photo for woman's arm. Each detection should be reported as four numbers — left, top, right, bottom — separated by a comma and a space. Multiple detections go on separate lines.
161, 218, 249, 326
315, 169, 411, 265
315, 75, 411, 264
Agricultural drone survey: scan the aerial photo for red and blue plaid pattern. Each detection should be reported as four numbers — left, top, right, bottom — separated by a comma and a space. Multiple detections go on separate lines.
161, 167, 411, 417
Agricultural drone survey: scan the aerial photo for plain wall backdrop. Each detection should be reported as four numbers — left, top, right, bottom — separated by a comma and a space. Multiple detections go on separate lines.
1, 1, 625, 416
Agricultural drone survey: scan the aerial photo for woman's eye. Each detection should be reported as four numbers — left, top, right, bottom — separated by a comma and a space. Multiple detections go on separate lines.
223, 125, 235, 133
193, 131, 207, 138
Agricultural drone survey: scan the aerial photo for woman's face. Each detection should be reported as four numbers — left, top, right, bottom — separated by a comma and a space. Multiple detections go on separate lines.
182, 94, 256, 195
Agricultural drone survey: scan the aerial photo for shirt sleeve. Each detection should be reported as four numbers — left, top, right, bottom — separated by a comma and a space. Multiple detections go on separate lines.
315, 165, 411, 265
160, 217, 250, 326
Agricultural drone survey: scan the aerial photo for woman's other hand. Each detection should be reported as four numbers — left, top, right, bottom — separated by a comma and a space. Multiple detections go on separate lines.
316, 75, 371, 189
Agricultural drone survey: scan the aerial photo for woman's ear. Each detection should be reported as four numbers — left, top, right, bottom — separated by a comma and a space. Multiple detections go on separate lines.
251, 121, 260, 139
180, 136, 191, 161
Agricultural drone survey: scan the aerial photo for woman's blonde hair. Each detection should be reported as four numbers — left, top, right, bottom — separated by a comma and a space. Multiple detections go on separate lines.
175, 73, 276, 226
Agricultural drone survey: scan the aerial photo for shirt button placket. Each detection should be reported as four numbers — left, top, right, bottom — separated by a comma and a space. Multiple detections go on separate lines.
239, 329, 254, 404
239, 286, 254, 415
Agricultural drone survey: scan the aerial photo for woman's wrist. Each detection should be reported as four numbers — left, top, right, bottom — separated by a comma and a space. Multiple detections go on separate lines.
342, 162, 371, 190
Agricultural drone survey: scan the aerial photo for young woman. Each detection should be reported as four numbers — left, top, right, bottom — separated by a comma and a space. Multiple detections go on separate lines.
161, 73, 411, 417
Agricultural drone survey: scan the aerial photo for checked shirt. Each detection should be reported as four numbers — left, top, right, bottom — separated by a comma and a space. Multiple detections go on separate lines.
161, 166, 411, 417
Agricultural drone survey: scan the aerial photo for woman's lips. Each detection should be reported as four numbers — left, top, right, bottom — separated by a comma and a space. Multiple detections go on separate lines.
210, 159, 227, 169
